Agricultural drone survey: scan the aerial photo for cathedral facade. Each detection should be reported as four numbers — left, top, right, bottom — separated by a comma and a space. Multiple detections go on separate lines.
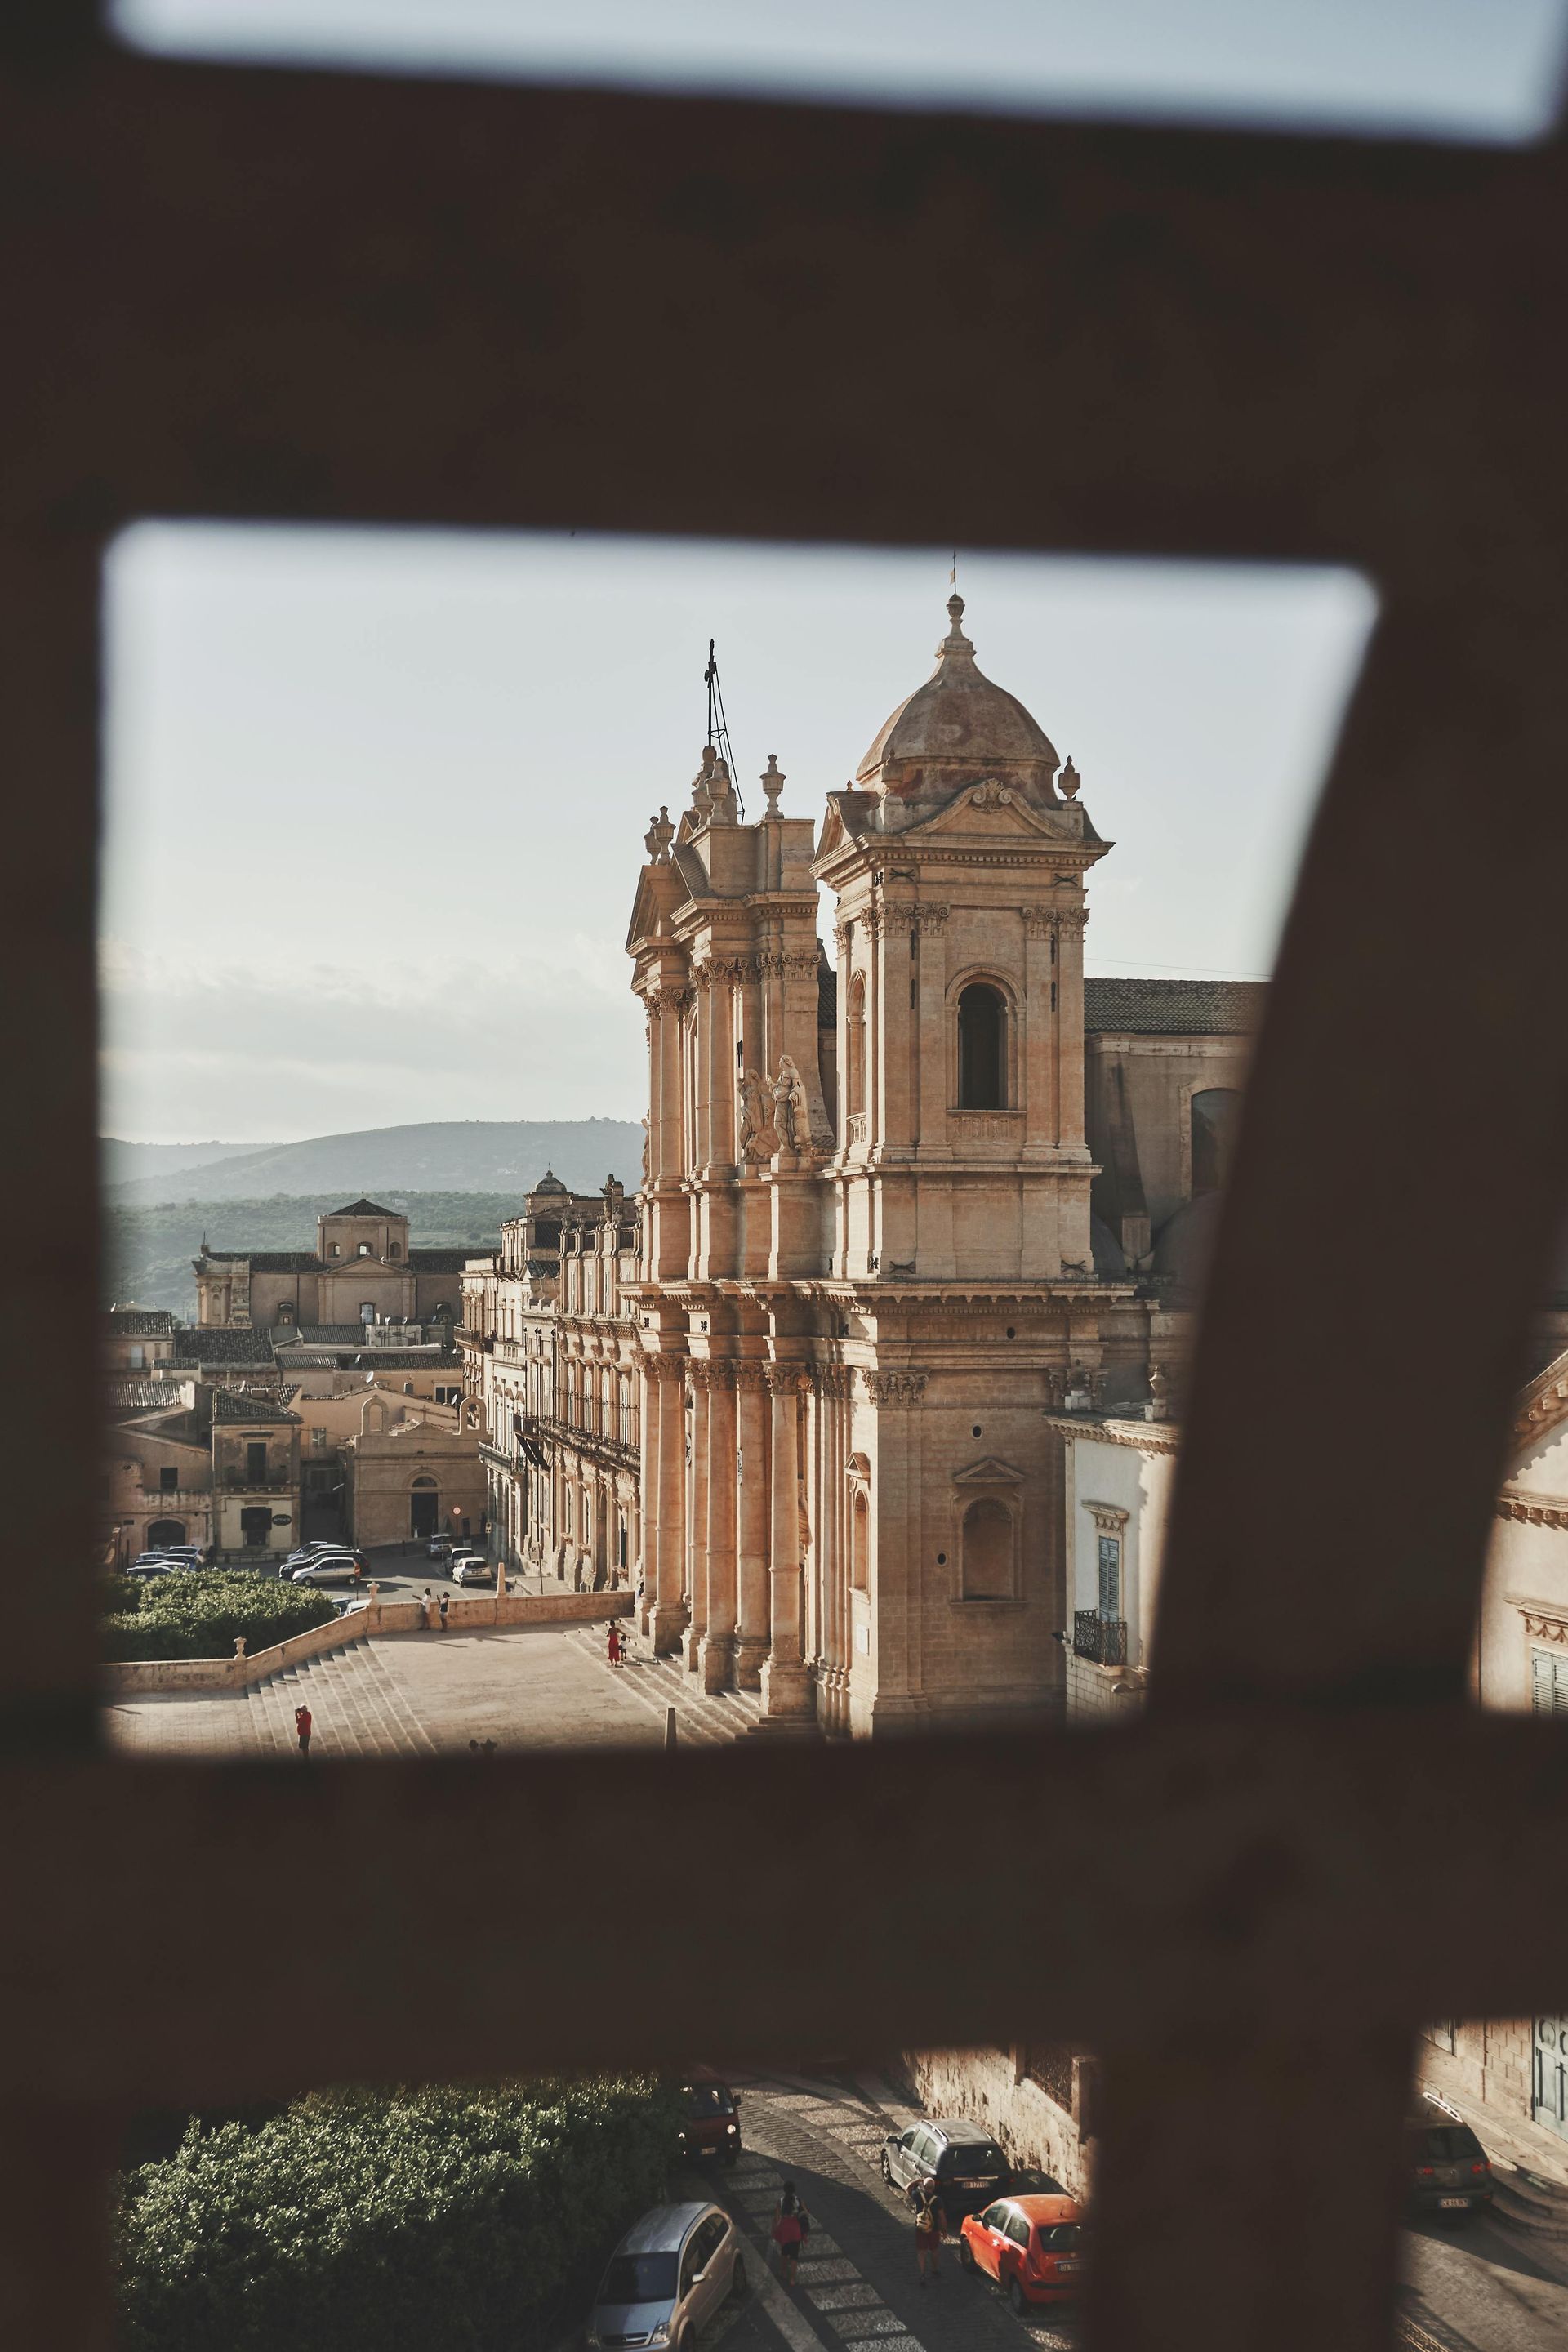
626, 595, 1179, 1735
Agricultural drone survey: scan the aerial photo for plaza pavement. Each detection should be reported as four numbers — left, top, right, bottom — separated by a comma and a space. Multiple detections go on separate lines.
104, 1619, 764, 1761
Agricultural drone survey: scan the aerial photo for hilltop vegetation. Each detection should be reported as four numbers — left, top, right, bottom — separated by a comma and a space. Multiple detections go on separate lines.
105, 1193, 524, 1316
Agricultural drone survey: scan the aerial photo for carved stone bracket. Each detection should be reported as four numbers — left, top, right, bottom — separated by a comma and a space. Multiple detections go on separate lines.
861, 1370, 928, 1407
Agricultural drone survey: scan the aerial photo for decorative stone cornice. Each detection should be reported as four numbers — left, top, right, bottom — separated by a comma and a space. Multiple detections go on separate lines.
1498, 1489, 1568, 1530
1085, 1500, 1131, 1532
1521, 1608, 1568, 1644
861, 1370, 928, 1407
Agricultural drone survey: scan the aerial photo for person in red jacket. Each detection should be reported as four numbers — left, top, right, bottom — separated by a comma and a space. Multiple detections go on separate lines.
607, 1621, 624, 1668
295, 1703, 312, 1759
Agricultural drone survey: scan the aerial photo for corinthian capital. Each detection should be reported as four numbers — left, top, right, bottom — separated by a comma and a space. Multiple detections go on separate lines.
765, 1362, 810, 1397
861, 1369, 928, 1408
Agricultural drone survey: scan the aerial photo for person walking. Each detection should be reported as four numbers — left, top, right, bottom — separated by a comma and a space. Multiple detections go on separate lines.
771, 2182, 808, 2287
438, 1590, 450, 1633
607, 1620, 623, 1669
912, 2176, 947, 2288
294, 1701, 312, 1761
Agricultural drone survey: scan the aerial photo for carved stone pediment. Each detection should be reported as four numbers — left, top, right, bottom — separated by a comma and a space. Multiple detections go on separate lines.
952, 1455, 1027, 1487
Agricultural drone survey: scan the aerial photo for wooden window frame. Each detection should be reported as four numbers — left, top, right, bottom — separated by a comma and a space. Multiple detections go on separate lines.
7, 16, 1568, 2350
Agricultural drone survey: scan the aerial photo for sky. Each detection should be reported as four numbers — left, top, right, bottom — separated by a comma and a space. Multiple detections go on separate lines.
115, 0, 1568, 143
102, 532, 1374, 1143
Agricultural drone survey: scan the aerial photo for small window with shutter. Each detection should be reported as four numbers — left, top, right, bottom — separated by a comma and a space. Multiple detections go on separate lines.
1531, 1646, 1568, 1715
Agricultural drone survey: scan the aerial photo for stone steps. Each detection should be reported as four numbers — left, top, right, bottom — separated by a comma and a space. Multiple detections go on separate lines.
564, 1624, 766, 1746
246, 1640, 438, 1758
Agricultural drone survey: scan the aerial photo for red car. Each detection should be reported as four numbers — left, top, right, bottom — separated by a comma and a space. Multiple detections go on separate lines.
959, 2192, 1085, 2312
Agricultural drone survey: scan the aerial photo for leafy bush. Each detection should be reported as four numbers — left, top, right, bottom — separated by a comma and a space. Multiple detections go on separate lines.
117, 2075, 684, 2352
104, 1569, 336, 1662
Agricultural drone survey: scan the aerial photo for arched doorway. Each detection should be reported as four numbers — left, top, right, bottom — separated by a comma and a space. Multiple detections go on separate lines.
409, 1474, 439, 1540
147, 1517, 186, 1549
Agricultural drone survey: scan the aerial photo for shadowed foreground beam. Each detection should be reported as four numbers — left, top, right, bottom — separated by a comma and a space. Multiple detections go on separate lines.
11, 1703, 1567, 2106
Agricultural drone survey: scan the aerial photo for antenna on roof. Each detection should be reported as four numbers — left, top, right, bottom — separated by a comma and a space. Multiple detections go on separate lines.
704, 639, 746, 817
951, 548, 958, 594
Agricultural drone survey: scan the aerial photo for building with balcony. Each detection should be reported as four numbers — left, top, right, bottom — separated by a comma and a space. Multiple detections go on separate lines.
105, 1380, 302, 1564
462, 1172, 640, 1587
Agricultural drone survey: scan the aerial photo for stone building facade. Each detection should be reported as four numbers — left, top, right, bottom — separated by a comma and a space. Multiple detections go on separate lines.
194, 1198, 468, 1334
105, 1383, 301, 1564
624, 593, 1218, 1733
463, 1174, 641, 1588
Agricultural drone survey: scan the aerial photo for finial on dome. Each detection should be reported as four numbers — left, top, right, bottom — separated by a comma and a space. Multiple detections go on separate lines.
1058, 755, 1081, 800
761, 754, 785, 813
939, 590, 973, 657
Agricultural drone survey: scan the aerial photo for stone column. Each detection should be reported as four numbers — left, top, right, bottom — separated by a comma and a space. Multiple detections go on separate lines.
636, 1358, 657, 1633
650, 1360, 688, 1654
733, 1365, 770, 1689
1056, 904, 1089, 1150
698, 1364, 737, 1692
760, 1365, 814, 1723
683, 1366, 712, 1671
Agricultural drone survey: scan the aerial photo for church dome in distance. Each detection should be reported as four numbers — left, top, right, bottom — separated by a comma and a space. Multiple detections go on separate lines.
857, 593, 1062, 805
532, 1169, 569, 1196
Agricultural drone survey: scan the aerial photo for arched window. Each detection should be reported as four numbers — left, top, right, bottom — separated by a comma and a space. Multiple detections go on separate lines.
1191, 1087, 1242, 1196
961, 1496, 1013, 1597
957, 982, 1006, 1109
850, 1490, 869, 1592
847, 972, 866, 1116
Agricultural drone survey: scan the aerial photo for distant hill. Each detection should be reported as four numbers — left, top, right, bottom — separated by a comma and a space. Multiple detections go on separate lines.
105, 1192, 532, 1317
102, 1138, 281, 1186
103, 1119, 644, 1206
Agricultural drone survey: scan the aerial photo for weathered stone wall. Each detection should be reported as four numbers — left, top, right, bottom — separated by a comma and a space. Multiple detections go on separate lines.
898, 2044, 1092, 2199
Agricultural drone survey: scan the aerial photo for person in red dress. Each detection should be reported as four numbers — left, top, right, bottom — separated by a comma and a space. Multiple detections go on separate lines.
294, 1703, 312, 1759
607, 1621, 624, 1668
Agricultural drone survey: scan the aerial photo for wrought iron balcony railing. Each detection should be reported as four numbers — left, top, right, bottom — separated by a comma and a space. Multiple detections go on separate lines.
1073, 1610, 1128, 1666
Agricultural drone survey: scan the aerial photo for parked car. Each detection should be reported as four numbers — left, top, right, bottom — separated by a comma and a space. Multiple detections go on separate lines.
677, 2079, 742, 2165
959, 2194, 1085, 2311
450, 1554, 494, 1586
154, 1544, 207, 1566
425, 1535, 454, 1561
127, 1554, 178, 1578
880, 2118, 1011, 2218
290, 1554, 365, 1586
585, 2203, 745, 2352
1405, 2096, 1494, 2220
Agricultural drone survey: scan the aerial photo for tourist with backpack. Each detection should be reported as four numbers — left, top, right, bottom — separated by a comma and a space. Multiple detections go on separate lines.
912, 2176, 947, 2287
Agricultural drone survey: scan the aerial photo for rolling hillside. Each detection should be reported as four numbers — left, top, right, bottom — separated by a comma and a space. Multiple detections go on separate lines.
104, 1119, 643, 1206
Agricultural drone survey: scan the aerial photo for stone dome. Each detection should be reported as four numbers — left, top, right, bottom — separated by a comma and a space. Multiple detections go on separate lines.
857, 594, 1062, 805
532, 1169, 569, 1196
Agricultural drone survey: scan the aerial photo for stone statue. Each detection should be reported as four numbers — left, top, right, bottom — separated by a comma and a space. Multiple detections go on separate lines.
772, 1054, 812, 1153
639, 1114, 650, 1182
737, 1068, 777, 1161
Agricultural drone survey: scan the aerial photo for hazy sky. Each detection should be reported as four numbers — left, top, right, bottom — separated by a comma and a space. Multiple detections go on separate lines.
107, 0, 1541, 1145
116, 0, 1568, 142
102, 532, 1374, 1143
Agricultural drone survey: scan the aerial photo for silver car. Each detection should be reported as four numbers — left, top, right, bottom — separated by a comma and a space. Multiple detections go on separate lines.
586, 2201, 745, 2351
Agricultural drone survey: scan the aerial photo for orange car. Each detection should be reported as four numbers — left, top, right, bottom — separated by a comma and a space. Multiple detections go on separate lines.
958, 2192, 1085, 2312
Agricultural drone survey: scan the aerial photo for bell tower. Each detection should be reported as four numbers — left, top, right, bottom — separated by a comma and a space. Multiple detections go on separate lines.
813, 594, 1110, 1281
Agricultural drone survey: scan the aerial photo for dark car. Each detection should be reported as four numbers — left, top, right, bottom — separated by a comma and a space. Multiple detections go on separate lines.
1405, 2097, 1493, 2220
881, 2118, 1010, 2218
677, 2079, 742, 2166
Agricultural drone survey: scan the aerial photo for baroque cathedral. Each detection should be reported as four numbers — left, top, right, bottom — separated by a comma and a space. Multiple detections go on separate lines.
624, 593, 1251, 1735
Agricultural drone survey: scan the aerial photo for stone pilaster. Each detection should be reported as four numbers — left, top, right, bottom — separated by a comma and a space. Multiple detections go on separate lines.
697, 1364, 738, 1692
760, 1365, 815, 1724
733, 1364, 771, 1689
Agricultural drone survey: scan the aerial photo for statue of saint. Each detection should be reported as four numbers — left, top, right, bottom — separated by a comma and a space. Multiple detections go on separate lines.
737, 1067, 776, 1160
772, 1055, 812, 1152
